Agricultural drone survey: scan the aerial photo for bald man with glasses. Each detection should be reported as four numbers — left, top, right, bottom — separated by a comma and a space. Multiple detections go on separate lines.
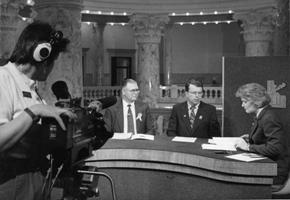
167, 79, 221, 138
103, 79, 154, 135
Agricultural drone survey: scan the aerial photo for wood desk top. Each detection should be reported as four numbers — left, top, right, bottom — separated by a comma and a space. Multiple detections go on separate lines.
87, 136, 277, 185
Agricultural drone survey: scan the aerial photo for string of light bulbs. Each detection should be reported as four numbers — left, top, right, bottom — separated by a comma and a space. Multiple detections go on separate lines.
83, 20, 236, 26
81, 10, 234, 17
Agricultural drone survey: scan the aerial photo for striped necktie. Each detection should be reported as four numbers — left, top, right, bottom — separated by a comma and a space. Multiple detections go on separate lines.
189, 105, 196, 128
127, 104, 134, 134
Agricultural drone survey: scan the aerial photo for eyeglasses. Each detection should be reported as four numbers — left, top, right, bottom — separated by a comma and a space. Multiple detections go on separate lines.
187, 91, 203, 96
129, 89, 140, 93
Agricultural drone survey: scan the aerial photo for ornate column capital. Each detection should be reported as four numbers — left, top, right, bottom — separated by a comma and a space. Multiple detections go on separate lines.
234, 7, 278, 56
234, 7, 277, 42
129, 14, 169, 43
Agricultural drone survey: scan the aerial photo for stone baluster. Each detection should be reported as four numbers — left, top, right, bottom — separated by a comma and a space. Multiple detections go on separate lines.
33, 0, 83, 104
129, 14, 169, 107
234, 7, 277, 56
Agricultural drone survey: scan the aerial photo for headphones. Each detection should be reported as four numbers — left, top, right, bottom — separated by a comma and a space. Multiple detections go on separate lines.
33, 31, 63, 62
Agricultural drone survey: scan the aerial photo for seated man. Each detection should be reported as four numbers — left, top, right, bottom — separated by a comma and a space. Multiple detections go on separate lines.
104, 79, 154, 135
167, 78, 220, 138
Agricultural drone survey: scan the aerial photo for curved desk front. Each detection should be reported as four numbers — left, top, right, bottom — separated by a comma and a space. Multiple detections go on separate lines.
86, 137, 276, 200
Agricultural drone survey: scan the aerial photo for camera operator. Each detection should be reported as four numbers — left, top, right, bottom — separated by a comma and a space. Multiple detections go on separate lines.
0, 21, 76, 200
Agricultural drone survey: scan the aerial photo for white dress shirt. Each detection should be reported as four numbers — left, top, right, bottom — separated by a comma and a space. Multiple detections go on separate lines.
0, 62, 45, 125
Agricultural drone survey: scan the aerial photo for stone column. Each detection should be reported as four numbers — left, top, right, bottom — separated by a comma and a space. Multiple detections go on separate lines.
273, 0, 289, 55
34, 0, 83, 104
93, 23, 105, 86
234, 7, 277, 56
0, 0, 27, 60
163, 24, 173, 86
129, 14, 169, 107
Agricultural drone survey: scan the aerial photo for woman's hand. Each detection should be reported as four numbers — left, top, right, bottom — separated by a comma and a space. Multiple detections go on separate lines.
234, 138, 250, 151
240, 134, 249, 142
29, 104, 77, 130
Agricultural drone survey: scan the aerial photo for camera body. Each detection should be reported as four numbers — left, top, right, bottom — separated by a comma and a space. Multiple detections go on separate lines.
41, 107, 112, 174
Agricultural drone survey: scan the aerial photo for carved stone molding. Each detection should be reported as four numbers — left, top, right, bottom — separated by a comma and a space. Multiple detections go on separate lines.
0, 0, 27, 59
234, 7, 277, 56
34, 0, 83, 11
129, 14, 169, 43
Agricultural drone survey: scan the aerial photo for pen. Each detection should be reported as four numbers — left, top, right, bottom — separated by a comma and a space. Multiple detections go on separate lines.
214, 151, 228, 154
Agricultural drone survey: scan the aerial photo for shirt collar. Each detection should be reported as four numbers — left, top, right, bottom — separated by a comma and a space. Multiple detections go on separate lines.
122, 99, 135, 107
8, 62, 36, 90
187, 101, 200, 110
256, 106, 266, 118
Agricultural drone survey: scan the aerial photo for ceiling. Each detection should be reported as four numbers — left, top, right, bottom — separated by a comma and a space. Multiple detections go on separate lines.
83, 0, 277, 14
19, 0, 277, 24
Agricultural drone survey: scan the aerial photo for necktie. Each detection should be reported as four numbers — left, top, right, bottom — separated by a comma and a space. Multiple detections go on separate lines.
127, 104, 134, 134
189, 105, 196, 128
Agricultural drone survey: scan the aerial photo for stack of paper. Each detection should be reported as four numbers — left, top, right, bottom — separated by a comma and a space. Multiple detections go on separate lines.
112, 132, 132, 140
131, 134, 154, 141
172, 137, 197, 143
111, 133, 154, 140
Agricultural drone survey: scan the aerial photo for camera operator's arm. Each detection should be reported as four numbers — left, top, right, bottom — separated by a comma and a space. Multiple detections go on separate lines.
0, 104, 76, 152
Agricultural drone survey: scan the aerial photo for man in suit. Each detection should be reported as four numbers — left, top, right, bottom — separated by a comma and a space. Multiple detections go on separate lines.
167, 79, 220, 138
104, 79, 154, 134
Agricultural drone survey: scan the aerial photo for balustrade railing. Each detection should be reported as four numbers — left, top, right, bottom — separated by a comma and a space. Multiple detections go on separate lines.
83, 86, 121, 105
83, 85, 222, 106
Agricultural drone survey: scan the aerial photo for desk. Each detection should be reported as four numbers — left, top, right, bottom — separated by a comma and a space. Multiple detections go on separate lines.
86, 136, 276, 200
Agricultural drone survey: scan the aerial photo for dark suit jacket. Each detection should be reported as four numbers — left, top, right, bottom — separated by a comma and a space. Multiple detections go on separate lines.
249, 106, 289, 184
167, 101, 220, 138
103, 98, 154, 134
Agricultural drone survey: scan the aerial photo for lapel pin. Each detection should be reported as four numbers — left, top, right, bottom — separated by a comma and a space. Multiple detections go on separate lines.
199, 115, 203, 120
137, 113, 142, 121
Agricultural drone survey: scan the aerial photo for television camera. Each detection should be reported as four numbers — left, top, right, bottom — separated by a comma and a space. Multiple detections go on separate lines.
41, 98, 115, 199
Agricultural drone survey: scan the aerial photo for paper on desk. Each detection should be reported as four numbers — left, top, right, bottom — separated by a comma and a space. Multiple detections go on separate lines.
226, 153, 267, 162
112, 132, 132, 140
210, 137, 243, 144
201, 143, 237, 151
131, 134, 154, 140
172, 136, 196, 143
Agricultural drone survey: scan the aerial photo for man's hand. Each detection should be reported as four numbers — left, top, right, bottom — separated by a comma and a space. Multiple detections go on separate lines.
88, 100, 102, 113
29, 104, 77, 130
